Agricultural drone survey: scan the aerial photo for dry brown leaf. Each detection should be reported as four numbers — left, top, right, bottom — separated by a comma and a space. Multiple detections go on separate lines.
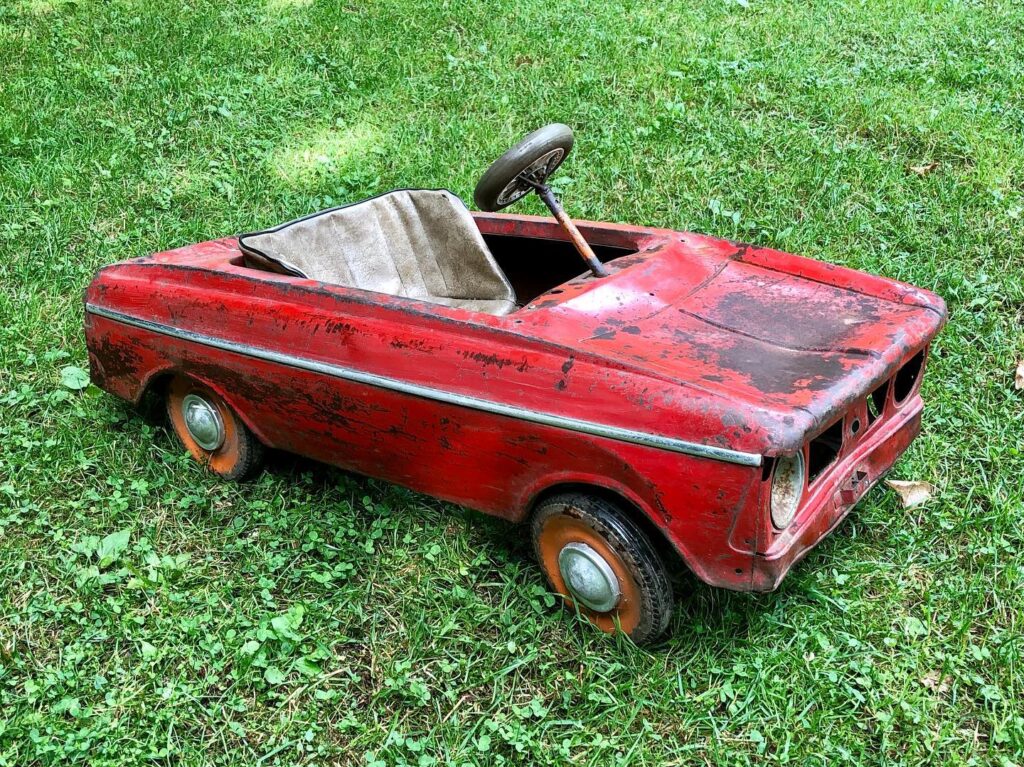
921, 671, 951, 694
1015, 360, 1024, 390
910, 161, 938, 176
885, 479, 935, 508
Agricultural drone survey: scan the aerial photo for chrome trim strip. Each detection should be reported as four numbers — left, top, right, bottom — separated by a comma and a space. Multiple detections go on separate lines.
86, 304, 763, 467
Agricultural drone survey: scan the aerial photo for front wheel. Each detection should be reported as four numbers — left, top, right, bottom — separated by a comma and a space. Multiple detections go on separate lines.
166, 375, 264, 480
531, 493, 673, 644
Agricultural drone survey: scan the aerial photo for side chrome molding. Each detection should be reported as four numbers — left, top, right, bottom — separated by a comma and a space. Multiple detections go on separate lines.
86, 303, 763, 467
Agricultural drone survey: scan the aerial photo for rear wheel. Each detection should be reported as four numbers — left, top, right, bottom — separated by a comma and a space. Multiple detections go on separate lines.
531, 493, 672, 644
166, 375, 263, 480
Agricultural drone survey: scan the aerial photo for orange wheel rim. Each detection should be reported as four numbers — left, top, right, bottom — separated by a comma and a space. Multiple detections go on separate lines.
167, 377, 242, 474
537, 514, 642, 635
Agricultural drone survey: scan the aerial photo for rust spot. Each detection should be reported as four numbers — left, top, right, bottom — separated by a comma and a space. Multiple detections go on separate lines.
460, 350, 530, 372
695, 283, 886, 352
325, 319, 357, 336
728, 243, 754, 261
390, 337, 439, 352
91, 336, 145, 380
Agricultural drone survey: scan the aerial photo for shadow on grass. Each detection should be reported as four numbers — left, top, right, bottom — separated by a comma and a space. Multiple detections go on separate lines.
127, 393, 830, 654
261, 441, 802, 655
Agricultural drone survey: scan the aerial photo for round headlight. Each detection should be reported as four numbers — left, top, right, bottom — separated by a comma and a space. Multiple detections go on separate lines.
770, 452, 805, 529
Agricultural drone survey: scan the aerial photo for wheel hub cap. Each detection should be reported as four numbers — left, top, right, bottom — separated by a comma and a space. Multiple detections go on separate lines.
557, 542, 621, 613
182, 394, 224, 451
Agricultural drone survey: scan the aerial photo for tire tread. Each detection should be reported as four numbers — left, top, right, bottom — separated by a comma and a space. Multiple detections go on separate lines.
532, 492, 673, 644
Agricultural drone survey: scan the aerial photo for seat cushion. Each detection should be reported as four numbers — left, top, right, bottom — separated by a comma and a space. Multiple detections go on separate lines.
238, 189, 517, 315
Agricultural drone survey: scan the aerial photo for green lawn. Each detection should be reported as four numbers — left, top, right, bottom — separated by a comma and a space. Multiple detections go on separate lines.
2, 0, 1023, 764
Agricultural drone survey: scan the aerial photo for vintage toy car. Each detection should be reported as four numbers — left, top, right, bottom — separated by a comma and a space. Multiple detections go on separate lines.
84, 125, 945, 643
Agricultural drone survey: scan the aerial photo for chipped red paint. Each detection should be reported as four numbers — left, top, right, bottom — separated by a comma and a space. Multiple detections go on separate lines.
83, 212, 945, 591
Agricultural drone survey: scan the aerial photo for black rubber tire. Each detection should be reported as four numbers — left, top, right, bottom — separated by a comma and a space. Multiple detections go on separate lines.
474, 123, 574, 212
166, 375, 264, 482
531, 492, 673, 645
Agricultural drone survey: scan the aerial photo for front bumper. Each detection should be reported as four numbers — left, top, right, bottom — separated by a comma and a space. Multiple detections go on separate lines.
748, 395, 924, 591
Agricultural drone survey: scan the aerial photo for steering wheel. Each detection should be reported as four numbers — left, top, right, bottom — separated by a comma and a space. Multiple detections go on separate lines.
474, 124, 575, 212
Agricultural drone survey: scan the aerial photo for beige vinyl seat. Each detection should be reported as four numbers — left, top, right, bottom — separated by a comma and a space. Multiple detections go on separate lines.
238, 189, 518, 315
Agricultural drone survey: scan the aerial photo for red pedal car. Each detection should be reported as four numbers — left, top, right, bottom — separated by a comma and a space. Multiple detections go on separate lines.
84, 125, 945, 643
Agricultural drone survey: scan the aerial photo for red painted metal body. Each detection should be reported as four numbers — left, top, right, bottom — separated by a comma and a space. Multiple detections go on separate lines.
83, 213, 945, 591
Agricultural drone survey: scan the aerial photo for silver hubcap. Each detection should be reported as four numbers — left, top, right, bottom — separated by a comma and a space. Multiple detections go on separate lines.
182, 393, 225, 451
557, 542, 621, 613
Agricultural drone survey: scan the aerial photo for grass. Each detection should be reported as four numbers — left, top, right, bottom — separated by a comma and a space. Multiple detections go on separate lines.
1, 0, 1023, 764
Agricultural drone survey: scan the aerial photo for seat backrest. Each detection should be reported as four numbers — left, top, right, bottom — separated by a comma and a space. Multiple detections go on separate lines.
238, 190, 516, 311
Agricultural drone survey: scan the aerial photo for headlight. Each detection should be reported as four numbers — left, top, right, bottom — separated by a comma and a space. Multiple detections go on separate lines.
770, 452, 805, 529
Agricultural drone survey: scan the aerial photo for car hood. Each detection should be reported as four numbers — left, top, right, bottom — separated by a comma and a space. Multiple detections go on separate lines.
520, 232, 946, 454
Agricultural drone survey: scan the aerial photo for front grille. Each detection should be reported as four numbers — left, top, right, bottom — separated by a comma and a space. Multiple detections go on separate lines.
866, 380, 887, 425
894, 350, 926, 404
808, 418, 844, 484
798, 348, 928, 493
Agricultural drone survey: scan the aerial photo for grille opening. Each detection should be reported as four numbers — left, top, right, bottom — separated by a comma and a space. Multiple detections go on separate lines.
808, 419, 844, 483
867, 381, 888, 424
893, 350, 926, 405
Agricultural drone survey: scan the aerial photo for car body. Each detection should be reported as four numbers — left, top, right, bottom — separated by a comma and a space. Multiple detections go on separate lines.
84, 211, 946, 596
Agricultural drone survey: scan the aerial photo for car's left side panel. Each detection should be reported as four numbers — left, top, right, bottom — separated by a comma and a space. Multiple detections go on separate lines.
87, 261, 633, 521
85, 259, 765, 589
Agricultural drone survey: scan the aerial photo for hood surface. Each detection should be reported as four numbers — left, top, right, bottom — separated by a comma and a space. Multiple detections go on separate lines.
521, 233, 946, 453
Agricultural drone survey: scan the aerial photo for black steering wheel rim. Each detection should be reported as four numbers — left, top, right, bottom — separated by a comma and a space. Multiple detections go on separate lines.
474, 124, 575, 212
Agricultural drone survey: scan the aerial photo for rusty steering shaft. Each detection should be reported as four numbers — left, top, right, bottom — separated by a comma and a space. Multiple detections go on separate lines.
521, 177, 609, 279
